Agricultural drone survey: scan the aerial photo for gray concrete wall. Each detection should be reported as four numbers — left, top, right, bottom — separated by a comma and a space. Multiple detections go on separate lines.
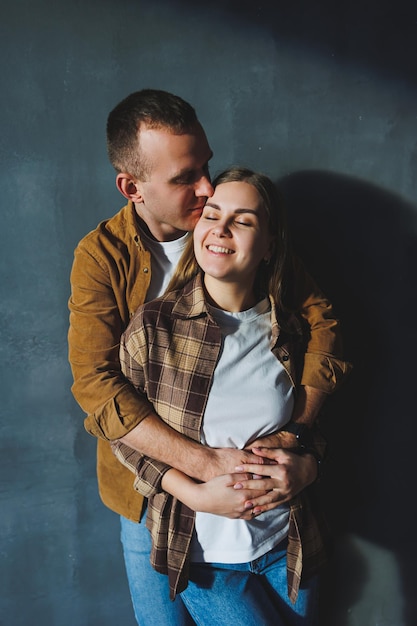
1, 1, 416, 624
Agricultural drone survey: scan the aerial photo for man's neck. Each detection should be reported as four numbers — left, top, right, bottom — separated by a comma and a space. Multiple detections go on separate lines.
134, 209, 186, 243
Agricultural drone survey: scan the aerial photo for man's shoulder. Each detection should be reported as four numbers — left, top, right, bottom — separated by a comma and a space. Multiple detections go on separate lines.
75, 203, 134, 255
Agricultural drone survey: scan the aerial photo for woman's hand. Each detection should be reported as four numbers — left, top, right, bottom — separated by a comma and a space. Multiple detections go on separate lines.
161, 468, 270, 520
191, 473, 270, 519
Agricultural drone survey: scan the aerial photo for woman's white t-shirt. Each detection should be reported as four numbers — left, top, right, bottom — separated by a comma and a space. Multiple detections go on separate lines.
190, 297, 294, 564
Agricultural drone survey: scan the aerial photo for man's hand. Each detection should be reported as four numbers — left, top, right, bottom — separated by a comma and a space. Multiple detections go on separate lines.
250, 431, 298, 450
119, 414, 268, 483
233, 447, 318, 514
199, 447, 269, 482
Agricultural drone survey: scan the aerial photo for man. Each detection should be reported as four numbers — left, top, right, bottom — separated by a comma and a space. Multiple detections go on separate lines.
68, 89, 350, 625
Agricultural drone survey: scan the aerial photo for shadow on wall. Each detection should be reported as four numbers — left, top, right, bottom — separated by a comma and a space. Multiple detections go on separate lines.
278, 170, 417, 625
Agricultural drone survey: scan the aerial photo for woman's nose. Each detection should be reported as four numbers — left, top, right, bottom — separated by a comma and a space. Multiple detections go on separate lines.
212, 221, 231, 237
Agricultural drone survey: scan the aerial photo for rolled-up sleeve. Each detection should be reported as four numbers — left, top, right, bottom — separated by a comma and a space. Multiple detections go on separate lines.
301, 353, 352, 393
292, 256, 352, 391
111, 440, 170, 497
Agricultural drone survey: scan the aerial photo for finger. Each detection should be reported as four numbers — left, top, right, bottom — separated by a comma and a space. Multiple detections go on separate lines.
238, 489, 291, 518
251, 499, 290, 514
229, 472, 253, 481
240, 451, 267, 465
251, 446, 284, 460
237, 489, 271, 501
238, 510, 261, 521
233, 478, 275, 491
234, 463, 278, 475
249, 491, 285, 507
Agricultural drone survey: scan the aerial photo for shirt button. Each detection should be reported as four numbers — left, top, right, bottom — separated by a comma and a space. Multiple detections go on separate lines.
143, 267, 149, 273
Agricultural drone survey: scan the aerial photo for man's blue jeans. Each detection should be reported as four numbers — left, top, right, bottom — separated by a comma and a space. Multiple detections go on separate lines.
180, 539, 318, 626
120, 515, 195, 626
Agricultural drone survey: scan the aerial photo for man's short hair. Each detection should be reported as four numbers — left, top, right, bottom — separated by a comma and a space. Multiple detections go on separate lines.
106, 89, 199, 178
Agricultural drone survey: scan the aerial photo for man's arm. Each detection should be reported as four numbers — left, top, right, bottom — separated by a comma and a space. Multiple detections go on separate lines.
246, 387, 328, 508
119, 413, 265, 482
251, 386, 327, 450
115, 414, 321, 517
253, 257, 352, 450
249, 259, 352, 499
68, 242, 155, 439
112, 439, 268, 520
293, 255, 352, 392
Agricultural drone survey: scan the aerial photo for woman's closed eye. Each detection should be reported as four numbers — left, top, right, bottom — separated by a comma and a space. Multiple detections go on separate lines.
201, 212, 219, 221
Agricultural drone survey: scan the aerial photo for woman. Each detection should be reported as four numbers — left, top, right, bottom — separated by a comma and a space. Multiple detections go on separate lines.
113, 167, 343, 625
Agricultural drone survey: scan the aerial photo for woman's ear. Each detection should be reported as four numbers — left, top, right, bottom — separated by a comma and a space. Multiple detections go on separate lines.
116, 173, 144, 202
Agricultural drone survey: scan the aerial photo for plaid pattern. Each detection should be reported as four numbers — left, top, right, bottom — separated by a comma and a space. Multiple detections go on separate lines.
113, 273, 328, 601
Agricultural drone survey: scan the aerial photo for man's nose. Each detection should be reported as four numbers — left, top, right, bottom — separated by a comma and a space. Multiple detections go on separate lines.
195, 175, 214, 198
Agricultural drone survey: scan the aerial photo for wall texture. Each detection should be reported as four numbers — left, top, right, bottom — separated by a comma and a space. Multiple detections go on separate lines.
1, 1, 416, 624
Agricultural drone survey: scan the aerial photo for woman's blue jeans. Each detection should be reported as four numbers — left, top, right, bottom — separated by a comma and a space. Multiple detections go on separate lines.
180, 539, 318, 626
120, 515, 195, 626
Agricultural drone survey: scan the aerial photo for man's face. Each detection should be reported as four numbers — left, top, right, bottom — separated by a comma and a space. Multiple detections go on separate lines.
134, 123, 214, 242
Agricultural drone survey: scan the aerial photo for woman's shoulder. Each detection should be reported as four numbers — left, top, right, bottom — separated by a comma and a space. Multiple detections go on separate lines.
128, 274, 206, 333
134, 288, 182, 322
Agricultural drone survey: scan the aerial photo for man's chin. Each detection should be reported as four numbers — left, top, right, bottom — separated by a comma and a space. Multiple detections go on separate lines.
183, 214, 201, 232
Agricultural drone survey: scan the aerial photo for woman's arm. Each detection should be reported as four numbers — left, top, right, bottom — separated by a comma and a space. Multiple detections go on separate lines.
161, 468, 269, 520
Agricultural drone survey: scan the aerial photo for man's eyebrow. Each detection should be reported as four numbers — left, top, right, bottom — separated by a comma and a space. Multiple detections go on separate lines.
170, 152, 213, 182
170, 168, 193, 181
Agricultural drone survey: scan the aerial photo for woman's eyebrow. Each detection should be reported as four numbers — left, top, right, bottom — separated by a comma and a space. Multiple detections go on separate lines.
204, 202, 221, 210
204, 202, 259, 215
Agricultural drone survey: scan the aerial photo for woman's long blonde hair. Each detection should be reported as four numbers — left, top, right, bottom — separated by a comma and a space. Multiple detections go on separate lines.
166, 166, 292, 310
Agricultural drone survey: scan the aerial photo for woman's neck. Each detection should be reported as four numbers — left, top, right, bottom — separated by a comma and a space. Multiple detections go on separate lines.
203, 275, 258, 312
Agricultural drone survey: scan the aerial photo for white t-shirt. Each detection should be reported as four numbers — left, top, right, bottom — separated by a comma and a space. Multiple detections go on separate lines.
191, 297, 294, 564
141, 229, 190, 301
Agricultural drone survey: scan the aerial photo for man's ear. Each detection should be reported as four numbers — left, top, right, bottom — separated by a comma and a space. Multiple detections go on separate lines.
116, 173, 144, 202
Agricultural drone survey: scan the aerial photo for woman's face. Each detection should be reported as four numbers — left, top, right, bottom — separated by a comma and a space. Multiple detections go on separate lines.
193, 181, 272, 286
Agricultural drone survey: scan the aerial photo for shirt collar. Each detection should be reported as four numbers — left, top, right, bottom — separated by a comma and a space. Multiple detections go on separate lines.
171, 273, 210, 319
126, 201, 147, 252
